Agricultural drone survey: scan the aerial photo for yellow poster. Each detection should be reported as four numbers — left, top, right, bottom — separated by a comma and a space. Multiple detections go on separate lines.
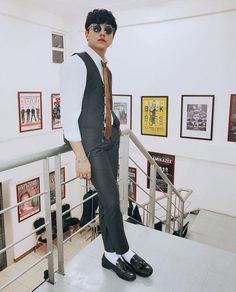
141, 96, 168, 136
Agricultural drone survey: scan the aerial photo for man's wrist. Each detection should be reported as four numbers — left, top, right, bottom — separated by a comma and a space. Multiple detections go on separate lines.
76, 156, 88, 163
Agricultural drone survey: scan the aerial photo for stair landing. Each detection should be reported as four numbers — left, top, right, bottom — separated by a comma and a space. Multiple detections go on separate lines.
187, 209, 236, 253
36, 221, 236, 292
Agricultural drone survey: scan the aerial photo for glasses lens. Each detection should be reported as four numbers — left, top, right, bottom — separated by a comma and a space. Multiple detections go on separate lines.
104, 25, 114, 35
93, 24, 101, 33
89, 24, 114, 35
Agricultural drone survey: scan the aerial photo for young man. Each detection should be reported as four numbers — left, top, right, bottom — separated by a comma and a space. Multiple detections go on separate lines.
60, 9, 153, 281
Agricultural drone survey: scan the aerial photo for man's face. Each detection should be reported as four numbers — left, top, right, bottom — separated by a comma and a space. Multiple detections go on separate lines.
85, 23, 114, 54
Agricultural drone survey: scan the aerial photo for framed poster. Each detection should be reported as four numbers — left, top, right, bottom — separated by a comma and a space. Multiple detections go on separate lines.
180, 95, 214, 140
228, 94, 236, 142
128, 167, 137, 201
16, 178, 41, 222
49, 167, 65, 205
112, 94, 132, 130
147, 152, 175, 193
18, 92, 42, 132
141, 96, 168, 136
51, 93, 62, 129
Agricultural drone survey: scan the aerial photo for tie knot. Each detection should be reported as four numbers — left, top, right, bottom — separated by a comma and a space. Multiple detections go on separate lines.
101, 60, 107, 68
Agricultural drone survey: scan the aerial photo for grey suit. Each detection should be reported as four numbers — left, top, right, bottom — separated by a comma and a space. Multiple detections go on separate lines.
74, 52, 129, 254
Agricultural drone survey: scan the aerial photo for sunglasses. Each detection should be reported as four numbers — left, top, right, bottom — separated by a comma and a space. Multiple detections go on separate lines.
88, 23, 115, 35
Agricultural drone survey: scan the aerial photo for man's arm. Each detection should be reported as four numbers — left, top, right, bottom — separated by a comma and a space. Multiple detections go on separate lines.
69, 141, 91, 180
60, 56, 91, 179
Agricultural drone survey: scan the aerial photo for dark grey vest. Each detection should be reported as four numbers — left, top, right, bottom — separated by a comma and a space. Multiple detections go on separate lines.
73, 52, 119, 153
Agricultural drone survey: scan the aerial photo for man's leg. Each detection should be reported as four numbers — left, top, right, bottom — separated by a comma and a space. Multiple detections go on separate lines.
89, 146, 129, 255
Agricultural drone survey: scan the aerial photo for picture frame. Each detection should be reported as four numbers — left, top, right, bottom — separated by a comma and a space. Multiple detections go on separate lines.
147, 152, 175, 193
18, 92, 43, 132
112, 94, 132, 130
227, 94, 236, 142
16, 178, 41, 222
180, 95, 214, 140
51, 93, 62, 129
49, 167, 65, 205
141, 96, 168, 137
128, 167, 137, 201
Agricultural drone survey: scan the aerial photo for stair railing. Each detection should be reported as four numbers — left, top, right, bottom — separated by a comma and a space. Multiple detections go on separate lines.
119, 130, 193, 235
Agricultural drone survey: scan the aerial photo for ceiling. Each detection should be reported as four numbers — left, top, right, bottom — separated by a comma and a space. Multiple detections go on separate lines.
23, 0, 171, 20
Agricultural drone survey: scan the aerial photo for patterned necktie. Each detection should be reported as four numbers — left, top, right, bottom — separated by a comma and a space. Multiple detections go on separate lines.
101, 60, 112, 140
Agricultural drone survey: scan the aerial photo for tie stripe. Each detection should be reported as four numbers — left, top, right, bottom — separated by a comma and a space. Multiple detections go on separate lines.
101, 61, 112, 140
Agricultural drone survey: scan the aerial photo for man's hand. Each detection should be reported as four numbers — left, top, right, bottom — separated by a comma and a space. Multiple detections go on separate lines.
68, 140, 91, 180
75, 158, 91, 180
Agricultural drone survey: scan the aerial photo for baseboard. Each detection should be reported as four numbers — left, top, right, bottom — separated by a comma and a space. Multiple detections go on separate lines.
14, 246, 35, 262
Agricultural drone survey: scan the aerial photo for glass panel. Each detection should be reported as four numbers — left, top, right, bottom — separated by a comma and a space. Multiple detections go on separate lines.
52, 34, 64, 49
52, 50, 64, 64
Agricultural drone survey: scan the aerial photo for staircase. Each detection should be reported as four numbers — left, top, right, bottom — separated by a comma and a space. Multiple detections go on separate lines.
186, 209, 236, 253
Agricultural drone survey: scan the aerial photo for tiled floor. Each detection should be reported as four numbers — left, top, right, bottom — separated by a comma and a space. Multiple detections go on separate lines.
186, 209, 236, 253
36, 221, 236, 292
1, 209, 236, 291
0, 229, 93, 292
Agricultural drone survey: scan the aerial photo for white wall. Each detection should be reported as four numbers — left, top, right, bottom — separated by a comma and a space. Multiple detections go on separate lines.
0, 3, 83, 259
0, 0, 79, 161
1, 0, 236, 259
68, 1, 236, 216
111, 5, 236, 216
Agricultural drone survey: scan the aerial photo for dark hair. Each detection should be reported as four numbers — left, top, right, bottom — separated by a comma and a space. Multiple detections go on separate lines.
85, 9, 117, 35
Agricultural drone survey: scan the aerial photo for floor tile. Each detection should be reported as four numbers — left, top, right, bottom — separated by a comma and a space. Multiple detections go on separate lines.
35, 222, 236, 292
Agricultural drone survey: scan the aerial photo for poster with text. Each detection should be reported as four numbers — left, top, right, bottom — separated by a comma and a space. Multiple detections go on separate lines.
147, 152, 175, 193
141, 96, 168, 136
51, 93, 62, 129
18, 92, 42, 132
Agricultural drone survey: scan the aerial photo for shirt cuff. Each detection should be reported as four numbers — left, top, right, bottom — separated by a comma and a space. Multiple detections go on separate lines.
63, 131, 81, 142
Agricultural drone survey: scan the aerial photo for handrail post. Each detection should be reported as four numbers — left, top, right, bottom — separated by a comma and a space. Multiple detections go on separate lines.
55, 155, 65, 275
178, 199, 184, 236
43, 158, 55, 284
165, 184, 172, 233
119, 133, 129, 216
148, 164, 156, 228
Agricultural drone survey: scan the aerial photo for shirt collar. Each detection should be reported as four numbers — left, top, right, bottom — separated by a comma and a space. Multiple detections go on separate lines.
86, 46, 108, 66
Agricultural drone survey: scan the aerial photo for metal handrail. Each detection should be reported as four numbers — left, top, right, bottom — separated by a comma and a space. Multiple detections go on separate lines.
129, 156, 154, 182
0, 222, 49, 255
0, 129, 192, 290
124, 129, 184, 202
0, 154, 62, 290
64, 215, 99, 244
0, 191, 47, 215
0, 144, 71, 173
129, 177, 168, 213
62, 191, 98, 217
0, 252, 51, 291
121, 130, 193, 234
128, 196, 162, 222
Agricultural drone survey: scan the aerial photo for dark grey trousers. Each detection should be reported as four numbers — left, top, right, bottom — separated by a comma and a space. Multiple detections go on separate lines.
88, 126, 129, 254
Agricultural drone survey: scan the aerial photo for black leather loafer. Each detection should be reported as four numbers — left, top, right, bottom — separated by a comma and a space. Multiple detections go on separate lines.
102, 254, 136, 281
123, 254, 153, 277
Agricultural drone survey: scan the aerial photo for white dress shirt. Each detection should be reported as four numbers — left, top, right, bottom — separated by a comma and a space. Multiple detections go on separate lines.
60, 47, 107, 142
